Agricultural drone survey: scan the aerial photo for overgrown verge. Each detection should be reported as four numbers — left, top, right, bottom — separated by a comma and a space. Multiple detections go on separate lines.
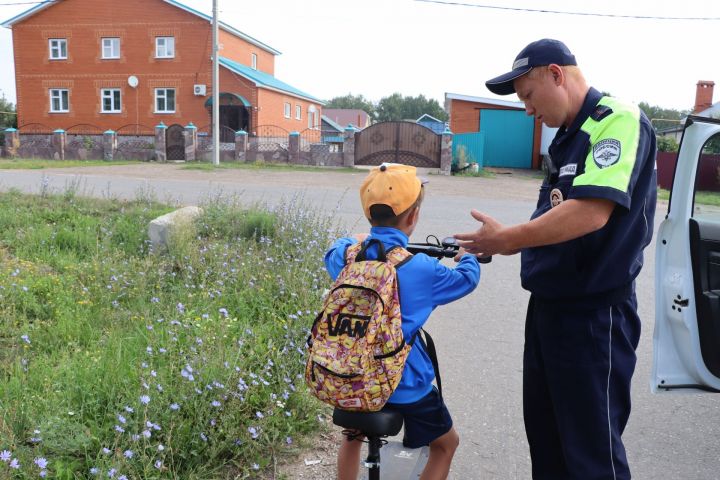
0, 188, 337, 479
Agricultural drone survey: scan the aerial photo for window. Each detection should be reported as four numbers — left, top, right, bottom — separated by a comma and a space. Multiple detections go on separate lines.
251, 53, 257, 70
155, 37, 175, 58
102, 38, 120, 59
295, 105, 301, 120
101, 89, 122, 113
284, 102, 291, 118
155, 88, 176, 113
49, 89, 69, 112
694, 132, 720, 215
49, 38, 67, 60
308, 106, 318, 129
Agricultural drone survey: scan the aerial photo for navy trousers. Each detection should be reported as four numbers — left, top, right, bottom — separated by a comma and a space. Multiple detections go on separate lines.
523, 294, 641, 480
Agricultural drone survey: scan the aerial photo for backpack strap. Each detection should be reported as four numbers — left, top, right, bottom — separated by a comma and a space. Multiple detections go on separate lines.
415, 328, 443, 400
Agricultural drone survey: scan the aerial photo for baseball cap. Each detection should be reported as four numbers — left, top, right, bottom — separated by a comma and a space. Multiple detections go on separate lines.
360, 163, 427, 219
485, 39, 577, 95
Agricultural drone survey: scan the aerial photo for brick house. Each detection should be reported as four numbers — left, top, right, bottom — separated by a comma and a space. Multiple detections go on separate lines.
2, 0, 323, 139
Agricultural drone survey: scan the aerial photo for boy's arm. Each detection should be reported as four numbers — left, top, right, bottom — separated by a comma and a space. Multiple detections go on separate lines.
323, 237, 357, 280
431, 254, 481, 306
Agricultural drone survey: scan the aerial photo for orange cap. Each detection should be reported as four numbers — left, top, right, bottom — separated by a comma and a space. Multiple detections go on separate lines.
360, 163, 425, 219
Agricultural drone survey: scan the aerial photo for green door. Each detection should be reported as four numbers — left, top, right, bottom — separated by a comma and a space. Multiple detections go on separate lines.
479, 109, 535, 168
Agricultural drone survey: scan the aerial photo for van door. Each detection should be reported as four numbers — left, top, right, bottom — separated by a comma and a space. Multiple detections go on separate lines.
652, 116, 720, 393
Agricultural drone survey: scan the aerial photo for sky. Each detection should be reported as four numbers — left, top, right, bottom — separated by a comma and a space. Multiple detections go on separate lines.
1, 0, 719, 113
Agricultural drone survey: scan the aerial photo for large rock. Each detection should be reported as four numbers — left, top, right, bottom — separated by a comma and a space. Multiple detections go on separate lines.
148, 206, 203, 251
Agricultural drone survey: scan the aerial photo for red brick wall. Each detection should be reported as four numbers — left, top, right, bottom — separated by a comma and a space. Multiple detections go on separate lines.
219, 30, 275, 76
255, 88, 322, 133
11, 0, 275, 132
449, 98, 542, 169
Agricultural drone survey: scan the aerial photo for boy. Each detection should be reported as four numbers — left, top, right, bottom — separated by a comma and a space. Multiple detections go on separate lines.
324, 163, 481, 480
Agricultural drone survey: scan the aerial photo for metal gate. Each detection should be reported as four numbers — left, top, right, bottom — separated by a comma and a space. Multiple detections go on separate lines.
479, 109, 534, 168
354, 121, 441, 168
166, 124, 185, 161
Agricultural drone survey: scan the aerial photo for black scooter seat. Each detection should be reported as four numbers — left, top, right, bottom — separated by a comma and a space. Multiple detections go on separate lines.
332, 408, 404, 437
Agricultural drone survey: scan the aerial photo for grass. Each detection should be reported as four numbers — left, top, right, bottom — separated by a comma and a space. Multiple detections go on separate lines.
0, 159, 141, 169
658, 188, 720, 206
0, 188, 340, 479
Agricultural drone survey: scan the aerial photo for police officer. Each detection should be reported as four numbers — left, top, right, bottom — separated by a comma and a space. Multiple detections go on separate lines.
455, 39, 657, 479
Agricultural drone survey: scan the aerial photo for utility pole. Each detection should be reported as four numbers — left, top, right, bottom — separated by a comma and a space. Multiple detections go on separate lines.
211, 0, 220, 166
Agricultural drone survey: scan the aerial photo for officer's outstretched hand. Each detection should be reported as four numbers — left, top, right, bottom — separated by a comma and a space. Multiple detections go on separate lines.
454, 210, 518, 256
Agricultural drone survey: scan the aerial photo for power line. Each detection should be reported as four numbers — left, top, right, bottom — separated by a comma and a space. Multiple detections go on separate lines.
0, 0, 58, 6
414, 0, 720, 21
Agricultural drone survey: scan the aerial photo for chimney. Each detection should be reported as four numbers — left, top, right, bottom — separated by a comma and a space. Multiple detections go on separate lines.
358, 113, 362, 127
694, 80, 715, 113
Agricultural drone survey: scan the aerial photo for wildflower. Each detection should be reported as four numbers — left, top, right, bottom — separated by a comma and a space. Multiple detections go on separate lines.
118, 476, 128, 480
286, 436, 293, 445
21, 335, 30, 344
90, 467, 99, 475
170, 403, 180, 411
123, 450, 133, 459
140, 395, 150, 405
142, 430, 151, 439
200, 432, 207, 442
252, 463, 260, 470
102, 447, 111, 455
211, 400, 221, 407
154, 460, 163, 469
114, 425, 125, 433
124, 406, 134, 413
34, 457, 48, 469
107, 468, 116, 477
157, 444, 165, 451
255, 411, 264, 419
248, 427, 259, 439
176, 302, 185, 313
219, 307, 228, 318
117, 414, 126, 424
9, 458, 19, 469
0, 451, 10, 462
151, 297, 160, 303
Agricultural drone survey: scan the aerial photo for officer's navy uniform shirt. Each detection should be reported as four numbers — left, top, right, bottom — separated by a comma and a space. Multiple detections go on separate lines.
521, 87, 657, 306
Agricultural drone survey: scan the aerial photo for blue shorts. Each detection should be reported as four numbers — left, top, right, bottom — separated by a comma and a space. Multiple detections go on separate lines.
385, 387, 453, 448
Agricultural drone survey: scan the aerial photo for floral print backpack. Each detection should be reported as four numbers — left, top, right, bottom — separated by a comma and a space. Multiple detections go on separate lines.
305, 239, 416, 412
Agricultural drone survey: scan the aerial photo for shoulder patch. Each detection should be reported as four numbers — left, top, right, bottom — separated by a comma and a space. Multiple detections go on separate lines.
592, 139, 621, 168
591, 105, 613, 122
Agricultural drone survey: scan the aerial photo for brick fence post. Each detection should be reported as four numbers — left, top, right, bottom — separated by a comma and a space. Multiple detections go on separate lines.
52, 129, 66, 161
155, 122, 167, 162
3, 128, 19, 158
440, 126, 453, 176
288, 131, 300, 164
235, 130, 247, 161
103, 130, 117, 161
184, 122, 197, 161
343, 126, 356, 167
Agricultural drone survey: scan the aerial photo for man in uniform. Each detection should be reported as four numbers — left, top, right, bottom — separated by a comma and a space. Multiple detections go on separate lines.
454, 39, 657, 479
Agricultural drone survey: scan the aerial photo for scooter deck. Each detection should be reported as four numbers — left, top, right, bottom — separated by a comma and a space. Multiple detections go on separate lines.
359, 440, 429, 479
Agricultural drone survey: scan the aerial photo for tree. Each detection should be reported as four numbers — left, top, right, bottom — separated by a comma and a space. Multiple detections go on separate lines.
0, 93, 17, 129
324, 94, 377, 119
375, 93, 448, 123
638, 101, 688, 132
656, 136, 679, 153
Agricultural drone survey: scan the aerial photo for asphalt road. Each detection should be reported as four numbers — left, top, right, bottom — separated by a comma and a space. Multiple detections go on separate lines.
0, 165, 717, 480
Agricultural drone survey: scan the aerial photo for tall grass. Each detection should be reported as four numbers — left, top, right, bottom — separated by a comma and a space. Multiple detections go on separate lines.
0, 189, 339, 479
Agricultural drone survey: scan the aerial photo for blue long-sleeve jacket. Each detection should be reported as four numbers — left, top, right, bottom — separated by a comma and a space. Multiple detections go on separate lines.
324, 226, 481, 404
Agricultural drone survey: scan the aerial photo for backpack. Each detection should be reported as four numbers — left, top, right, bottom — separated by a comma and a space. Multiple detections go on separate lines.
305, 238, 416, 412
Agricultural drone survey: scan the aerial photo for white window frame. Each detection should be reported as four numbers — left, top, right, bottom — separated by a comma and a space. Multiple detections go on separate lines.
101, 37, 120, 59
295, 105, 302, 120
49, 89, 69, 113
251, 53, 257, 70
155, 37, 175, 58
155, 88, 176, 113
101, 88, 122, 113
49, 38, 67, 60
284, 102, 291, 119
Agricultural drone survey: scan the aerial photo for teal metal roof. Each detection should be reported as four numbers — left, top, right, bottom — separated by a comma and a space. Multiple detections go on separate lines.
3, 0, 281, 57
204, 93, 252, 107
219, 56, 324, 104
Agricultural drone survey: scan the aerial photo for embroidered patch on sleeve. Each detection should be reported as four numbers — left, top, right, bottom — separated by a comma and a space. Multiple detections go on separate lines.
592, 139, 621, 168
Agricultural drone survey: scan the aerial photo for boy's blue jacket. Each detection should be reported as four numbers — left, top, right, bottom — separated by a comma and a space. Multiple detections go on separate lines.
324, 226, 480, 404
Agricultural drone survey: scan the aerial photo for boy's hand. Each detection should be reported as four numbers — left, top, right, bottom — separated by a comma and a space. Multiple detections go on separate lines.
453, 248, 486, 262
352, 233, 369, 243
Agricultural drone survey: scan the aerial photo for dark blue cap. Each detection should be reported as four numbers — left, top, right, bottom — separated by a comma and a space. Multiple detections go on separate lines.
485, 39, 577, 95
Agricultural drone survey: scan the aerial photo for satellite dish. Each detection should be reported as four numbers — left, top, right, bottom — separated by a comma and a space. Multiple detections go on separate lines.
128, 75, 139, 88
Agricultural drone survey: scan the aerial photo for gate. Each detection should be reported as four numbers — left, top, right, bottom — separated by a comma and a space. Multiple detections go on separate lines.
354, 122, 441, 168
479, 109, 534, 168
166, 124, 185, 161
247, 125, 289, 162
